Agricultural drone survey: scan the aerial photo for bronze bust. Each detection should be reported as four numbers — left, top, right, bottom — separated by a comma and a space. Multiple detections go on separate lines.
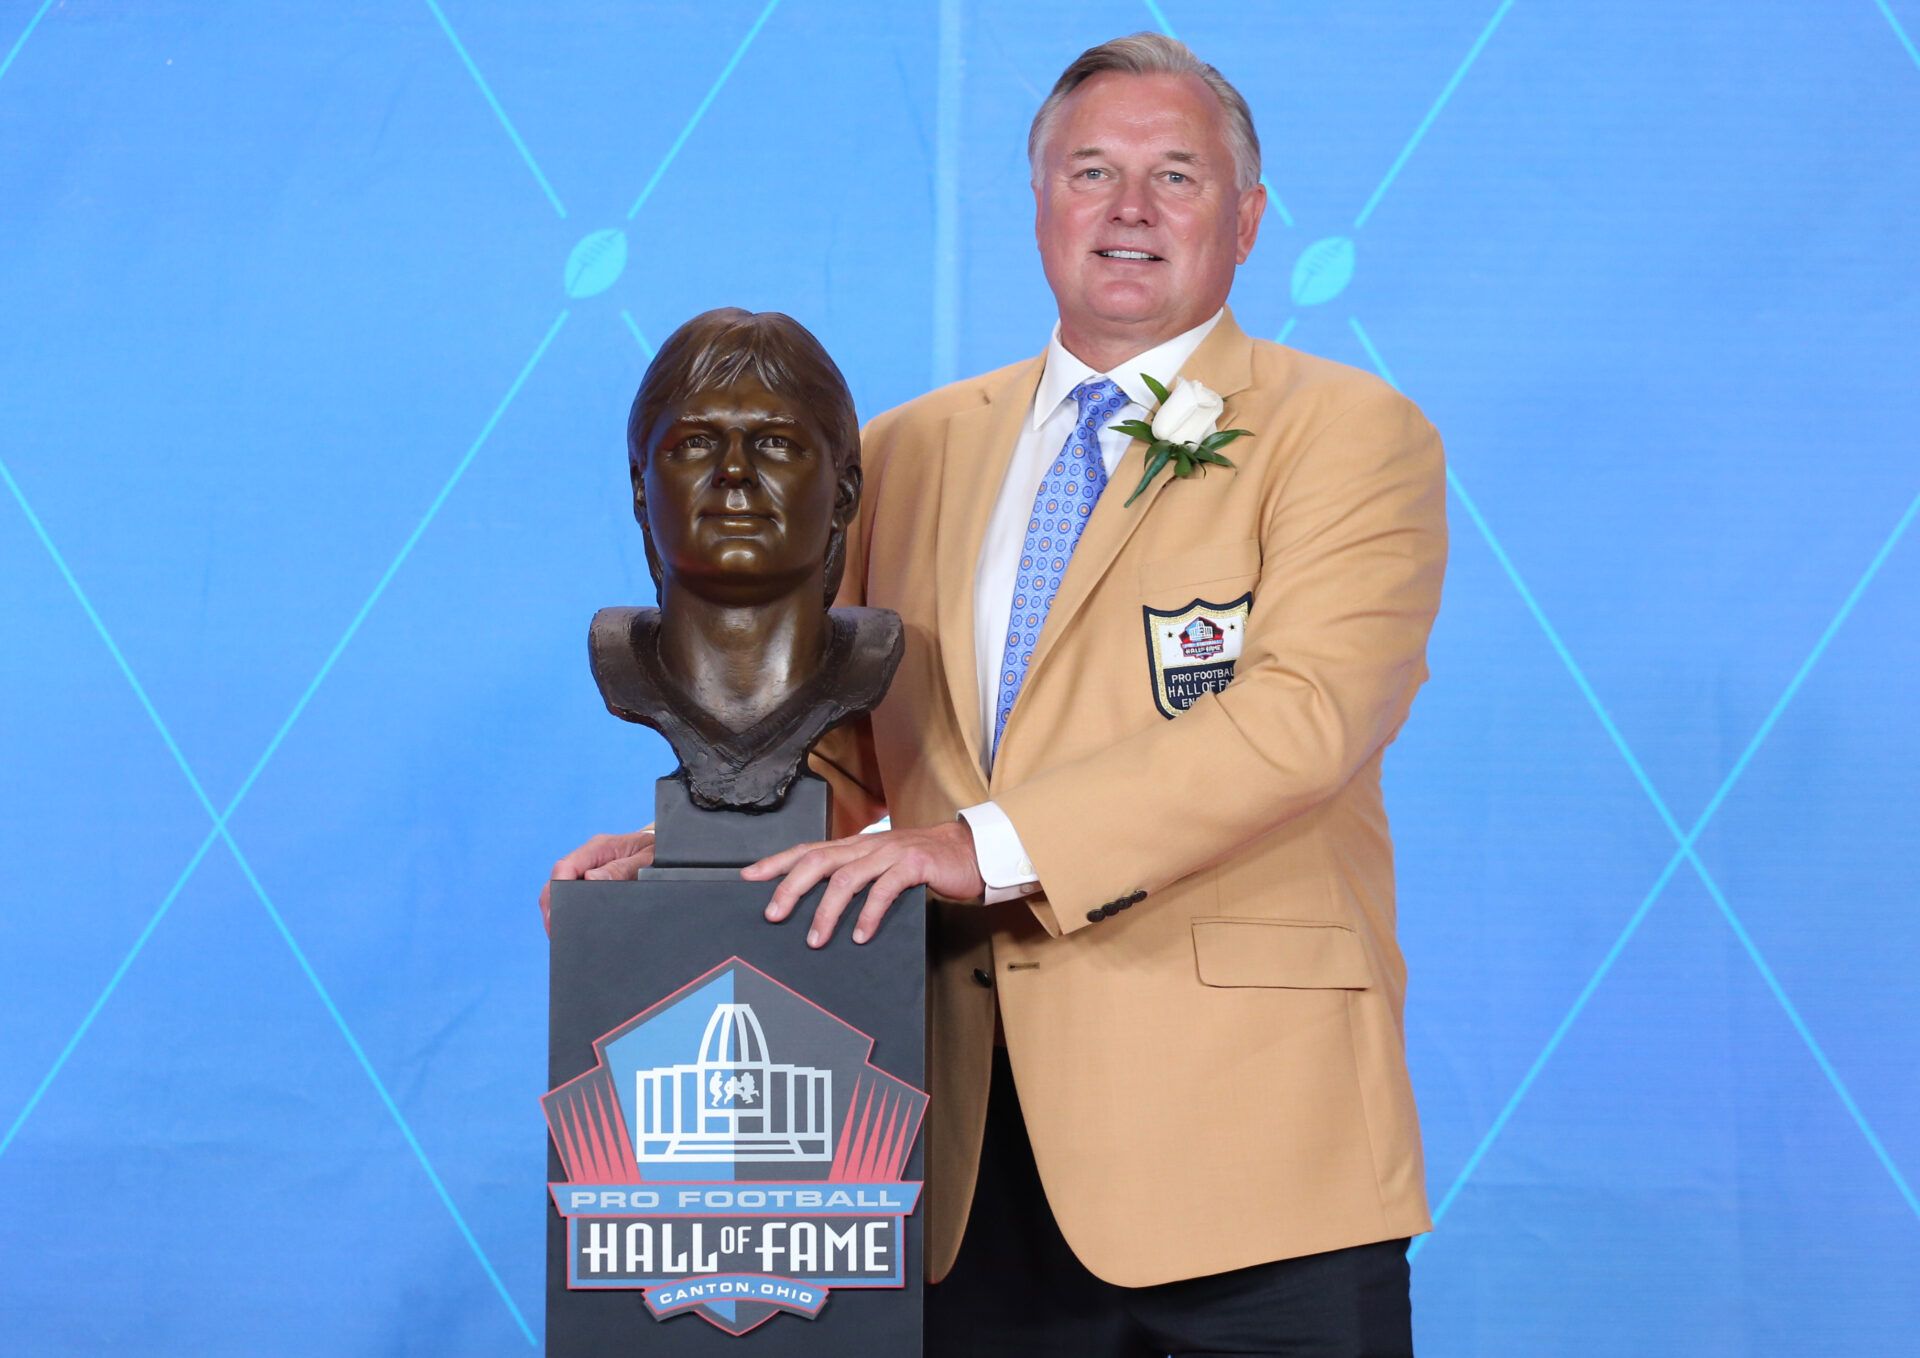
590, 308, 902, 811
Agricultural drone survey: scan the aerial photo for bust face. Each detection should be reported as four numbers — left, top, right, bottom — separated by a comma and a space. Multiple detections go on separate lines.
639, 377, 842, 606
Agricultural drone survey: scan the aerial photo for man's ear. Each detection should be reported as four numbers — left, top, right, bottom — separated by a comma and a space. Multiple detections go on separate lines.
1234, 182, 1267, 265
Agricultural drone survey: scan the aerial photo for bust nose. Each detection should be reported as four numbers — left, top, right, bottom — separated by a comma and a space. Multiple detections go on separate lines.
712, 430, 757, 487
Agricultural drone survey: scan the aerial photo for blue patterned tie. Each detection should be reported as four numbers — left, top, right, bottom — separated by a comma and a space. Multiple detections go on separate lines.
992, 377, 1129, 754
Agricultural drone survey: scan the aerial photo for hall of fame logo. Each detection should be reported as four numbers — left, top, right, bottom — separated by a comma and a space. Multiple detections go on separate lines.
1142, 592, 1252, 718
543, 957, 927, 1337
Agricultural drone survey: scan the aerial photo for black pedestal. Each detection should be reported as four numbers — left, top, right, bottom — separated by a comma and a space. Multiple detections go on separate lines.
546, 869, 926, 1355
652, 773, 830, 868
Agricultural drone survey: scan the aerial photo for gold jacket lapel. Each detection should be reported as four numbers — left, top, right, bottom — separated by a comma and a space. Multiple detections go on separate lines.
933, 356, 1044, 778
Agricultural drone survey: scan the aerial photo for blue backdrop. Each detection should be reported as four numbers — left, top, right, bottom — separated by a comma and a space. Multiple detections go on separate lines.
2, 2, 1916, 1353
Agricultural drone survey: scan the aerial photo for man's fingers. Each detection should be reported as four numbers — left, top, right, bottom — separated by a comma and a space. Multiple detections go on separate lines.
742, 837, 844, 882
553, 829, 654, 880
584, 852, 651, 882
553, 834, 627, 879
762, 843, 867, 921
545, 830, 656, 930
850, 862, 918, 944
764, 846, 858, 922
805, 852, 896, 948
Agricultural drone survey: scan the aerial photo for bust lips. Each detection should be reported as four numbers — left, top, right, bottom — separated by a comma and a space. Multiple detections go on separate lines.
692, 508, 782, 566
697, 509, 778, 532
693, 479, 782, 545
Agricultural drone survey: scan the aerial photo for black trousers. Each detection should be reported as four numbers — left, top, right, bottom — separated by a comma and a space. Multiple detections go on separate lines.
926, 1050, 1413, 1358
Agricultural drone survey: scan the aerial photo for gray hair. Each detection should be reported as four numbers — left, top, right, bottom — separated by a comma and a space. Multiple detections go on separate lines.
1027, 33, 1262, 191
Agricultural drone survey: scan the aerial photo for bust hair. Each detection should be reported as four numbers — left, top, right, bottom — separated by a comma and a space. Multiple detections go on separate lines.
626, 307, 863, 602
1027, 32, 1262, 192
628, 308, 859, 479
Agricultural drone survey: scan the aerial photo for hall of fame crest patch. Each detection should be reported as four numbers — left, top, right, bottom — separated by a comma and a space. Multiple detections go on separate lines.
1142, 593, 1252, 718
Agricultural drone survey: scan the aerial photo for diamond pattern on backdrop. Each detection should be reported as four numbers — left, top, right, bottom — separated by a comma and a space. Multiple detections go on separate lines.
0, 1, 1916, 1354
0, 0, 800, 1347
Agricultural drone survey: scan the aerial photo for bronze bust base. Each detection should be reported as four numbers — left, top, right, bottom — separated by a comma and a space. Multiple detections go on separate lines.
589, 604, 903, 812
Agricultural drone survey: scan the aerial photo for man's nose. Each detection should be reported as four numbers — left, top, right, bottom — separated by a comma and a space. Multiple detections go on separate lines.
1110, 179, 1155, 226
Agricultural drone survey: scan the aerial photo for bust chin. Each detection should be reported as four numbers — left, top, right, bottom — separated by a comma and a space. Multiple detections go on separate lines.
588, 605, 903, 811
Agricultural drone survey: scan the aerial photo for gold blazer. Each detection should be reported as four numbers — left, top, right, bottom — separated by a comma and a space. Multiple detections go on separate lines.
816, 308, 1448, 1287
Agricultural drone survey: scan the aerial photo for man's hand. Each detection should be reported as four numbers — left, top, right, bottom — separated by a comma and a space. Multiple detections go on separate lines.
744, 822, 986, 948
539, 828, 656, 933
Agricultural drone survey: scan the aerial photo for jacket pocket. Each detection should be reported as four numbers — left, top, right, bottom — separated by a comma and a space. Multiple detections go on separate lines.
1138, 537, 1261, 591
1191, 917, 1371, 989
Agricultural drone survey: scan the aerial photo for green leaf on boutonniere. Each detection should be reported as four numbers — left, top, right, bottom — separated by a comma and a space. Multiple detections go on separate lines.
1124, 443, 1175, 506
1198, 428, 1251, 455
1114, 394, 1254, 506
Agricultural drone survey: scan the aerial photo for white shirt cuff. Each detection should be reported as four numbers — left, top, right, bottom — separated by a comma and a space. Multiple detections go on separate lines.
958, 801, 1040, 904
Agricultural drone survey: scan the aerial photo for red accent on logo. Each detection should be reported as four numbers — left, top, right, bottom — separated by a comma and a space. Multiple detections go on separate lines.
1179, 617, 1225, 660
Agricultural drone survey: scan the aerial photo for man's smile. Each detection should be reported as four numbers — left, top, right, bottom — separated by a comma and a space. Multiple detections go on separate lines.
1094, 248, 1164, 261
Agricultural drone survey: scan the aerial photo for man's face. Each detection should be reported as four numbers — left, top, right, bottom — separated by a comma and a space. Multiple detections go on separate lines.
637, 378, 844, 606
1033, 71, 1265, 355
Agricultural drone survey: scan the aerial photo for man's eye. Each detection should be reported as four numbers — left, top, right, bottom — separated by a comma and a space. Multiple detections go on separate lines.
1166, 171, 1189, 184
1080, 167, 1108, 180
756, 435, 800, 455
671, 433, 716, 455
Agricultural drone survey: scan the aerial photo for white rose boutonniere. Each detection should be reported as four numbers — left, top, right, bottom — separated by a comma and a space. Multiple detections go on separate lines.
1111, 373, 1252, 506
1150, 377, 1225, 445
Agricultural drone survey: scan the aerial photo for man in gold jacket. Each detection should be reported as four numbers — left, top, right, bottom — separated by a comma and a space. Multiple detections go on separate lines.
555, 32, 1447, 1357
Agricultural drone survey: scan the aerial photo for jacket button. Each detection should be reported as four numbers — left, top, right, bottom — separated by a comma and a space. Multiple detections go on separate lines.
1085, 908, 1104, 923
972, 967, 993, 988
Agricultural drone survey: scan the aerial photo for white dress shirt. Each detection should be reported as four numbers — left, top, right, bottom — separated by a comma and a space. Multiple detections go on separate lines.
957, 310, 1224, 900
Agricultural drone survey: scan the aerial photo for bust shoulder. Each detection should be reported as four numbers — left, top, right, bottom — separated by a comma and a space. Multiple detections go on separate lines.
587, 604, 902, 811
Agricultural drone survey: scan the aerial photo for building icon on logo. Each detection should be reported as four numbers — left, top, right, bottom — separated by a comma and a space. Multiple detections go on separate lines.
632, 1003, 833, 1162
1179, 616, 1225, 659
